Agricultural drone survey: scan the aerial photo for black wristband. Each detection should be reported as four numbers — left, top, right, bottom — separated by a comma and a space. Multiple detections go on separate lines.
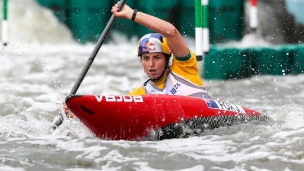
131, 9, 137, 21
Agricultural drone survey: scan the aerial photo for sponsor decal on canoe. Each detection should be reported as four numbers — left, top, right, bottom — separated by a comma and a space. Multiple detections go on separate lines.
95, 95, 144, 103
206, 99, 246, 114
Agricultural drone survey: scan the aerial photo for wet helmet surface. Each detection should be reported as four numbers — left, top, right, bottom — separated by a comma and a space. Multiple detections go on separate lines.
137, 33, 171, 56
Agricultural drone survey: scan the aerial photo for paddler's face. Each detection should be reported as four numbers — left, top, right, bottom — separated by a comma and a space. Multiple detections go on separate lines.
141, 52, 166, 79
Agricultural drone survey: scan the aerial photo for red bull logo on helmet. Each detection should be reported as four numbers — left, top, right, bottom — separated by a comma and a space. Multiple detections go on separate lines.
142, 42, 156, 53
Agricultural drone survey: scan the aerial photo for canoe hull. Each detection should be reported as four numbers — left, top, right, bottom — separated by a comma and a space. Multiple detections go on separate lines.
66, 94, 271, 140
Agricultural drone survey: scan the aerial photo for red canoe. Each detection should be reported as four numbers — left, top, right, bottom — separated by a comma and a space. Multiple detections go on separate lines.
66, 94, 272, 141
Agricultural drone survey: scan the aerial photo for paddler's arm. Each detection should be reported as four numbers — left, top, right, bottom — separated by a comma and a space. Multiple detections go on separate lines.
111, 3, 190, 58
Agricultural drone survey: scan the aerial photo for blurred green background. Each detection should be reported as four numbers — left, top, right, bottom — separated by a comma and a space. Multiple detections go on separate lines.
35, 0, 244, 44
35, 0, 304, 79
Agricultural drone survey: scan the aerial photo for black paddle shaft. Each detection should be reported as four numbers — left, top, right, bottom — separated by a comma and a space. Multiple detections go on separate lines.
69, 0, 126, 95
50, 0, 126, 131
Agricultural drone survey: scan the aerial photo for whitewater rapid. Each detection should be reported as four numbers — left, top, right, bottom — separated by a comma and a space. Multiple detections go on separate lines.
1, 0, 304, 170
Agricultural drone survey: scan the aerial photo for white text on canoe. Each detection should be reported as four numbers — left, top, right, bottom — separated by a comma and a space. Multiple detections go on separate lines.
95, 96, 144, 102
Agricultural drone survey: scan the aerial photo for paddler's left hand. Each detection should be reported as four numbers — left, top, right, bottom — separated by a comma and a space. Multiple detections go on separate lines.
61, 102, 75, 118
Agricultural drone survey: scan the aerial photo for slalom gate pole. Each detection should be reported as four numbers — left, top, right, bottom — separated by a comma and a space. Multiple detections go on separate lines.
195, 0, 203, 61
202, 0, 209, 56
250, 0, 258, 33
2, 0, 8, 46
195, 0, 210, 61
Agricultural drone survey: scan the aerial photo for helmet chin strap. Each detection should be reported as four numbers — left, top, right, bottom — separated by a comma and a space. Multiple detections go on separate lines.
150, 68, 167, 82
143, 66, 169, 86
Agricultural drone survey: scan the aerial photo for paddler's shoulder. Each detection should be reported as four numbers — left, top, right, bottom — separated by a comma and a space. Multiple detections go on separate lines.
127, 86, 146, 96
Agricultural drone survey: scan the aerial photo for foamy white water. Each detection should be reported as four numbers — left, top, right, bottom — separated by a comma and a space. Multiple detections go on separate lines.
1, 0, 304, 170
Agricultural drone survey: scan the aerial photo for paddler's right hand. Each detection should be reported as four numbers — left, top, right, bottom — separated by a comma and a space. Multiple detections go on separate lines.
61, 102, 75, 118
111, 3, 133, 20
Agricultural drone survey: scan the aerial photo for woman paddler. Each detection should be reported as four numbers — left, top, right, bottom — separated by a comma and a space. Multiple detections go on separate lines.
62, 2, 211, 118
